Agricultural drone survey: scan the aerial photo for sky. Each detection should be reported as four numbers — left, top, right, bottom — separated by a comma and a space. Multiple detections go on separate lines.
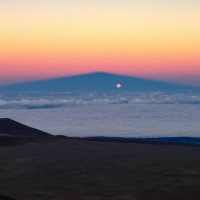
0, 0, 200, 86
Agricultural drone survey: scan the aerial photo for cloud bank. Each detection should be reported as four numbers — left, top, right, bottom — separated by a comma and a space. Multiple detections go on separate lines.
0, 95, 200, 109
0, 98, 130, 109
1, 91, 200, 138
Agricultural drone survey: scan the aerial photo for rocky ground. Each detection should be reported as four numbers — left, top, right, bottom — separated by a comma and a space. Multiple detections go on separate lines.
0, 138, 200, 200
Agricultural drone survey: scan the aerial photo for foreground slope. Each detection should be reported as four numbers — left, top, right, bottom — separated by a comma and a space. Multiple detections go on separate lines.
0, 72, 196, 92
0, 138, 199, 200
0, 118, 51, 137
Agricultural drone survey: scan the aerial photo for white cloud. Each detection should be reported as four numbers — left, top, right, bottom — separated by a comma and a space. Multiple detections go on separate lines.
1, 91, 200, 109
0, 98, 130, 109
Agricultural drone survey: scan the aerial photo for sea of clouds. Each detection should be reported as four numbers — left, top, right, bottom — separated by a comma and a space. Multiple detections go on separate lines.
0, 91, 200, 137
0, 91, 200, 109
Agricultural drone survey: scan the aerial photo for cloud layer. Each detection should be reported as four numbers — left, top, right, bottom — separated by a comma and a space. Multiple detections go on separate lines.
1, 91, 200, 109
0, 98, 130, 109
0, 91, 200, 138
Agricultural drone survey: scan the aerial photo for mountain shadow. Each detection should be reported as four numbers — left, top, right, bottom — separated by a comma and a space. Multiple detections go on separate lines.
0, 72, 197, 93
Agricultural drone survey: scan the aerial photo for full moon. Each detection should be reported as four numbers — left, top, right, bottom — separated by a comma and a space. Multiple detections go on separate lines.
116, 84, 121, 88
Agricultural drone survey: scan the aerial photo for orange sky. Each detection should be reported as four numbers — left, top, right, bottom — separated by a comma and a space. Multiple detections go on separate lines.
0, 1, 200, 86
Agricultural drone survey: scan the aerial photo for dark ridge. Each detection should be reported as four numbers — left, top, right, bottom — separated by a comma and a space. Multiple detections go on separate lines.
0, 135, 71, 147
0, 137, 16, 147
0, 194, 15, 200
0, 118, 51, 137
84, 136, 200, 147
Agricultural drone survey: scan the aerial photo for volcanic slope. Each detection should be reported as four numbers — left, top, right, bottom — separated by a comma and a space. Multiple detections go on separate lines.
0, 118, 51, 137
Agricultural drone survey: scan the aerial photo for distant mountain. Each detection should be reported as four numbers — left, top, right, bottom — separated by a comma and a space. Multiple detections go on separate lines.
0, 72, 197, 92
85, 136, 200, 146
0, 118, 51, 137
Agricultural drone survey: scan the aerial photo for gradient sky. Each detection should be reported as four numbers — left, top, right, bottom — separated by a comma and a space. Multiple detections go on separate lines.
0, 0, 200, 86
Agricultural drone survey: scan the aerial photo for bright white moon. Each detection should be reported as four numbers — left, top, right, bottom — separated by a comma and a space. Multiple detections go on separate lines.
116, 84, 121, 88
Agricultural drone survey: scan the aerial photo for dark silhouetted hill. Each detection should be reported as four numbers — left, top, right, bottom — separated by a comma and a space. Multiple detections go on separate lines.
0, 118, 51, 137
0, 193, 15, 200
0, 72, 197, 92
